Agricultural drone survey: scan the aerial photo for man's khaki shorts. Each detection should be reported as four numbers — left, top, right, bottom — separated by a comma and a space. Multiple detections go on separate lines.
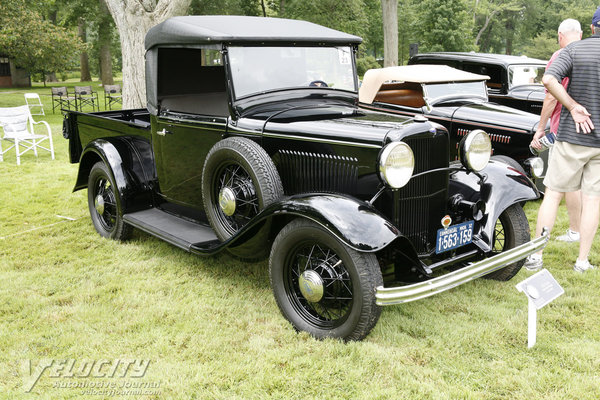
544, 140, 600, 196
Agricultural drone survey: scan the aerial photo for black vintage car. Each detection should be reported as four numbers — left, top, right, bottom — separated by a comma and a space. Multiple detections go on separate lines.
358, 64, 547, 190
63, 16, 548, 341
408, 52, 547, 115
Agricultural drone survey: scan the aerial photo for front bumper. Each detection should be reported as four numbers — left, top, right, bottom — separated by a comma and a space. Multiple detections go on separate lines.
375, 229, 549, 306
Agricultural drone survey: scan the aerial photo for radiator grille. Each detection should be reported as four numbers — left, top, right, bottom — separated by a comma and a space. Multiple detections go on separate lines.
278, 150, 359, 194
395, 133, 449, 253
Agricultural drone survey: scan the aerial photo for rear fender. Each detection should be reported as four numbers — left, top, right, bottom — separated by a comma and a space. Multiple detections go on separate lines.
449, 159, 539, 249
74, 138, 155, 212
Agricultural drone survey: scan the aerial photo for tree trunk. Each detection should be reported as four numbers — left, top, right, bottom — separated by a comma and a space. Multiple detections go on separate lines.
46, 73, 58, 83
505, 18, 514, 55
78, 19, 92, 82
260, 0, 266, 17
103, 0, 192, 108
99, 43, 114, 86
381, 0, 398, 67
98, 0, 114, 86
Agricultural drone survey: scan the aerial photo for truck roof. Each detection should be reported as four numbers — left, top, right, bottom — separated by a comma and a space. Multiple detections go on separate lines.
145, 16, 362, 50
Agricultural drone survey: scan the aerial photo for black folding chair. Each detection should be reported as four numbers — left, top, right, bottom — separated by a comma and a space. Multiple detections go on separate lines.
51, 87, 76, 114
74, 86, 99, 112
104, 84, 122, 110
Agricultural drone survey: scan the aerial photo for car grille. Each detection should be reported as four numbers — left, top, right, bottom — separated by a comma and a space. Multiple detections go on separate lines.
277, 150, 358, 194
395, 132, 449, 254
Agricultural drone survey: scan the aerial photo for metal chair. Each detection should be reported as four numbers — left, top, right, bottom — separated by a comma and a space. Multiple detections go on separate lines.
0, 105, 54, 165
51, 87, 76, 113
24, 93, 45, 116
74, 85, 99, 112
104, 84, 122, 110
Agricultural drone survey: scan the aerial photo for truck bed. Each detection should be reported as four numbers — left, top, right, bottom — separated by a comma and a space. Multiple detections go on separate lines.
64, 108, 152, 163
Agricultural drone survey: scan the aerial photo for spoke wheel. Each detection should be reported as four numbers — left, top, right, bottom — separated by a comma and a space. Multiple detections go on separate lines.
285, 242, 354, 329
492, 217, 507, 253
270, 219, 382, 341
93, 176, 118, 232
87, 162, 131, 240
484, 203, 530, 281
213, 163, 260, 236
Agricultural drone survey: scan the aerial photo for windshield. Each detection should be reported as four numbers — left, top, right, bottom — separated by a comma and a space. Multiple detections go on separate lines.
508, 65, 545, 88
422, 81, 488, 104
228, 46, 356, 99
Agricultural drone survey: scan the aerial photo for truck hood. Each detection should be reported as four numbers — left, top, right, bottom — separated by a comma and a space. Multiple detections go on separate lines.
443, 101, 543, 133
247, 104, 440, 147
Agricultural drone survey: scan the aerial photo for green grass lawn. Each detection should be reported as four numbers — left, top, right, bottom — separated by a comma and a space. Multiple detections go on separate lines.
1, 87, 599, 399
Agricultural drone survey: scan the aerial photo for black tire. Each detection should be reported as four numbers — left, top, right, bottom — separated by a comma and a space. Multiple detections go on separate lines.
202, 137, 283, 241
484, 203, 530, 281
87, 161, 132, 240
269, 219, 383, 341
491, 155, 526, 175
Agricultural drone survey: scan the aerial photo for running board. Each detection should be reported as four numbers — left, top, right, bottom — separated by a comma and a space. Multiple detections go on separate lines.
123, 208, 219, 252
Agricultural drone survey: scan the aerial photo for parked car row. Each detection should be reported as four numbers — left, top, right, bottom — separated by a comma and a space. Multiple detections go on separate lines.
64, 16, 548, 341
358, 64, 548, 191
408, 52, 547, 115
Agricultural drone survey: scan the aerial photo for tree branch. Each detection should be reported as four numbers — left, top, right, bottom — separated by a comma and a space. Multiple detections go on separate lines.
136, 0, 157, 13
475, 9, 499, 46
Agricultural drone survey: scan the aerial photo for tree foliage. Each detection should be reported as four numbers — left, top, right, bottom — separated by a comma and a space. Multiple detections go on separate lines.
5, 0, 599, 92
416, 0, 475, 52
0, 0, 83, 83
473, 0, 598, 59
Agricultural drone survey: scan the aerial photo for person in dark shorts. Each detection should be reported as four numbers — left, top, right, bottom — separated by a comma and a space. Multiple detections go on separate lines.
527, 9, 600, 273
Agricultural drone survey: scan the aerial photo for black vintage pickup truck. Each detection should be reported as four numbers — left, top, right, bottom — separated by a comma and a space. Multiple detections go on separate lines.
63, 16, 548, 341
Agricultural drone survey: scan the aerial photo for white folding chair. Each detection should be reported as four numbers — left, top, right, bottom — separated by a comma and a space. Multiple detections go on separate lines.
0, 105, 54, 165
24, 93, 45, 116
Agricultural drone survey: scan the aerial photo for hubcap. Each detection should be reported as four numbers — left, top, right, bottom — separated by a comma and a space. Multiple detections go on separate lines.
299, 269, 325, 302
95, 194, 105, 215
219, 187, 237, 216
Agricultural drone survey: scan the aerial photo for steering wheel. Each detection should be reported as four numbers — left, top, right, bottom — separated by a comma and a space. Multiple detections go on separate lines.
309, 80, 329, 88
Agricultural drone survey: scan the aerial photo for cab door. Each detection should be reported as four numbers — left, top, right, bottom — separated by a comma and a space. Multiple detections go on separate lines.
151, 46, 228, 210
153, 114, 226, 209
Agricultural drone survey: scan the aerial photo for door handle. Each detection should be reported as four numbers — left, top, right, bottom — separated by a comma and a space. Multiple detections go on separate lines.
157, 128, 171, 136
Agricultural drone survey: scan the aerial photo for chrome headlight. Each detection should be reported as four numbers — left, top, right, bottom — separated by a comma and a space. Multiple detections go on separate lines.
459, 129, 492, 172
524, 157, 544, 178
379, 142, 414, 189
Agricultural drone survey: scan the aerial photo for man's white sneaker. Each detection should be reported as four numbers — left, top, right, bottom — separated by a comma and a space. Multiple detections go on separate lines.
555, 229, 580, 243
524, 254, 543, 271
574, 259, 596, 273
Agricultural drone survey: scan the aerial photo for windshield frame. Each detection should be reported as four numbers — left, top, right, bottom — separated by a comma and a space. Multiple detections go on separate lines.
225, 44, 359, 101
422, 80, 489, 106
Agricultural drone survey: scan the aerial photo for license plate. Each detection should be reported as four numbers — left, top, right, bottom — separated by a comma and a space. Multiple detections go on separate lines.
435, 221, 474, 254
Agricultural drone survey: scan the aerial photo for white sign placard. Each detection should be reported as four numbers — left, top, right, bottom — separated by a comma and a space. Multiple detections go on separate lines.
515, 269, 564, 348
516, 269, 564, 309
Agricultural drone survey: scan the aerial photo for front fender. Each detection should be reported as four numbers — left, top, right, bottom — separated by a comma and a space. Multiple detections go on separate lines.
263, 193, 402, 252
192, 193, 417, 259
449, 159, 539, 250
74, 138, 155, 212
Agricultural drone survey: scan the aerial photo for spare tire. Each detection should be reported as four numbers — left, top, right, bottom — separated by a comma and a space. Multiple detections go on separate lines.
202, 137, 283, 241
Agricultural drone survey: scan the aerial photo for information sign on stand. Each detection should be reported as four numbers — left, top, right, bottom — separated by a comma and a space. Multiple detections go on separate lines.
515, 269, 564, 348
